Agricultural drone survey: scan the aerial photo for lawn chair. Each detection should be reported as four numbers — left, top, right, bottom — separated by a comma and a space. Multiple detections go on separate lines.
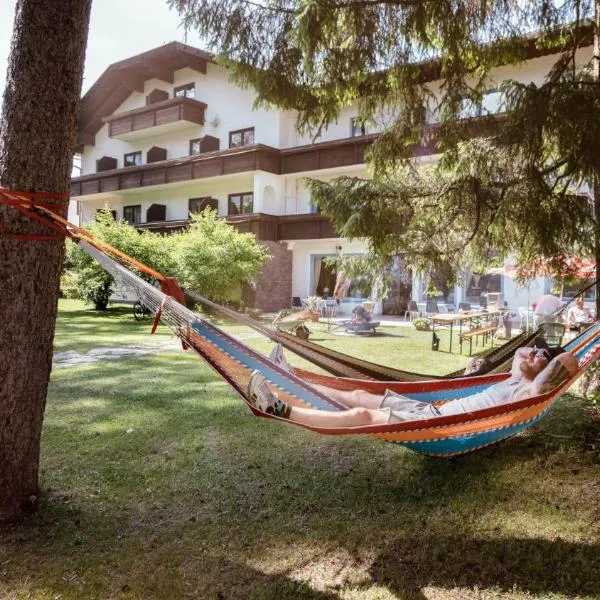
404, 300, 420, 321
518, 307, 534, 330
459, 302, 471, 312
425, 299, 439, 317
539, 322, 566, 347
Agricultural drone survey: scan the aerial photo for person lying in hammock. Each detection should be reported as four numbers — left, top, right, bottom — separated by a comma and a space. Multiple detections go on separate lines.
248, 345, 578, 427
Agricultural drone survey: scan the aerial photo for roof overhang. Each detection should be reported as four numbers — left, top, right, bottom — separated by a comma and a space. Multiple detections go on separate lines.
77, 42, 213, 149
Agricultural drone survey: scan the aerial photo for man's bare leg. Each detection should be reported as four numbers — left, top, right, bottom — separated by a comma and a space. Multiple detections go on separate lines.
288, 405, 389, 427
310, 384, 383, 409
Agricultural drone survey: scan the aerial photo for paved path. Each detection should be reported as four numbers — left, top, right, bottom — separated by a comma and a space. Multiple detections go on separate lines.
53, 331, 264, 368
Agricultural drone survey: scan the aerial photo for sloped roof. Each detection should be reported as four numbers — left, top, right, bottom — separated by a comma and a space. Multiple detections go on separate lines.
78, 42, 213, 146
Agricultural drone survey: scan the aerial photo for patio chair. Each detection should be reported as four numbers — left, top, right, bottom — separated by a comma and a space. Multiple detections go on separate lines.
404, 300, 420, 321
539, 322, 566, 347
458, 302, 471, 312
425, 299, 439, 317
518, 307, 533, 330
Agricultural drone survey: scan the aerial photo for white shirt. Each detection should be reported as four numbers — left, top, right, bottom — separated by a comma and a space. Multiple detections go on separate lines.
437, 377, 529, 416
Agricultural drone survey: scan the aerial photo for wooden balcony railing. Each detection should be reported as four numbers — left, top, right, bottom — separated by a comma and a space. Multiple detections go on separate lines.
134, 212, 337, 241
104, 96, 207, 141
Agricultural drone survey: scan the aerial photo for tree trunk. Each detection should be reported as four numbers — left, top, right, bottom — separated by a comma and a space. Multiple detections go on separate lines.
0, 0, 91, 523
594, 1, 600, 318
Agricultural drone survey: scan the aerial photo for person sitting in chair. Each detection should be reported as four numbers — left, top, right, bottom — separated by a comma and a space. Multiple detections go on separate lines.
566, 296, 593, 331
250, 345, 578, 426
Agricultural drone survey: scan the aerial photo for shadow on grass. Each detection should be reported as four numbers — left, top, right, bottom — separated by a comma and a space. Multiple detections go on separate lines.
369, 535, 600, 599
5, 350, 599, 599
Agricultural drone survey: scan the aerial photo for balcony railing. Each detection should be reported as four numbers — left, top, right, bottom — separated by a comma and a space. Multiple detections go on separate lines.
134, 212, 337, 241
104, 96, 207, 141
70, 145, 281, 197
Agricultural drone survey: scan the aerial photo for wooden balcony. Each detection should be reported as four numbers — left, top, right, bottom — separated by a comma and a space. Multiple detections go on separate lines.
134, 213, 338, 241
70, 145, 281, 197
281, 135, 374, 174
104, 96, 207, 141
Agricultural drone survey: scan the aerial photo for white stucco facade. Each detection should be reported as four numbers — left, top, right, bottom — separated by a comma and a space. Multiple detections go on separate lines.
72, 42, 594, 316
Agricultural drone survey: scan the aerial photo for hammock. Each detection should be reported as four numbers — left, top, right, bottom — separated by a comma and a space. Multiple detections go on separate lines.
3, 190, 597, 458
184, 289, 539, 381
79, 239, 599, 458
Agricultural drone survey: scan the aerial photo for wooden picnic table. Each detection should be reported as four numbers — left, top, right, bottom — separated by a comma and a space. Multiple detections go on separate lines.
431, 309, 505, 354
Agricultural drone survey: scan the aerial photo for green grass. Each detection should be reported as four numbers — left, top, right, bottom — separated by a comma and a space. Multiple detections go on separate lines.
1, 300, 599, 599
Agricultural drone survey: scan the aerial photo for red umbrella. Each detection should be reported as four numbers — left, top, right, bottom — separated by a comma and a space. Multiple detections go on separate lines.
492, 257, 595, 280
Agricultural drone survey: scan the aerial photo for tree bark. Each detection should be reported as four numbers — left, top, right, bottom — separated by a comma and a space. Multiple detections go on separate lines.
0, 0, 91, 523
594, 0, 600, 318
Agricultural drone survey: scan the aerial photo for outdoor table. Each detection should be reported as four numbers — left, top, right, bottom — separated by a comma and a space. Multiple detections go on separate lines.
431, 309, 504, 354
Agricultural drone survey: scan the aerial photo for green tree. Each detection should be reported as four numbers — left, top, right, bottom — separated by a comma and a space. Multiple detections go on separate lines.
172, 209, 270, 303
171, 0, 600, 312
66, 209, 178, 310
67, 209, 270, 308
0, 0, 92, 523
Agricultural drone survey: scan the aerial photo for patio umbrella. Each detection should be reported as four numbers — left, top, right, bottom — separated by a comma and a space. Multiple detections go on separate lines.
487, 257, 596, 328
499, 257, 595, 281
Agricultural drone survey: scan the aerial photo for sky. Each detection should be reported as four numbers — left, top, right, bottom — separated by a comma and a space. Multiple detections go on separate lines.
0, 0, 206, 98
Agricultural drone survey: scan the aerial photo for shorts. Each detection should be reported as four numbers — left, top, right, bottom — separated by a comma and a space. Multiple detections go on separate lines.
378, 389, 442, 423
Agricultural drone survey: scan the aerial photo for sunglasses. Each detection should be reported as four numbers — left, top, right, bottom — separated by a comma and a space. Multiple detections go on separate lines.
532, 348, 551, 361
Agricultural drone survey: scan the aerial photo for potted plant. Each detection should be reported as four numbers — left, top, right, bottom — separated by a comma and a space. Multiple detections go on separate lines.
302, 296, 323, 321
413, 317, 432, 331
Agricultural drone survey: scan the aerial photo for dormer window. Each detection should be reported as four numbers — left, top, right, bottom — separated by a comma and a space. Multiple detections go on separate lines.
350, 117, 367, 137
124, 151, 142, 167
174, 82, 195, 99
229, 127, 255, 148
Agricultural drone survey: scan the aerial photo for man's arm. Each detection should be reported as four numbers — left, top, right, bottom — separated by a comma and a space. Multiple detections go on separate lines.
531, 353, 579, 395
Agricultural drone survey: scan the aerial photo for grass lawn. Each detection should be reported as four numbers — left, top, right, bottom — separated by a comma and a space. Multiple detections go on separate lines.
1, 300, 600, 600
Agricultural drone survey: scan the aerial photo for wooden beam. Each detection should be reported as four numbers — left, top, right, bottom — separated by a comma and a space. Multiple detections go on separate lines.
116, 74, 145, 93
153, 69, 174, 84
77, 131, 95, 147
180, 53, 207, 74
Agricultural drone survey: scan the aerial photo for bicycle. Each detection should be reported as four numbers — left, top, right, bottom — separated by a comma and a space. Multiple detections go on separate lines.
133, 301, 152, 321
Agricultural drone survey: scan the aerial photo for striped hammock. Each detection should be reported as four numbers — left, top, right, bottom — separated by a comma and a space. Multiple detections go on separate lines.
80, 239, 600, 459
2, 190, 595, 459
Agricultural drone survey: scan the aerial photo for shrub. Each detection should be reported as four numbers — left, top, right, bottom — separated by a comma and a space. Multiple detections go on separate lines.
412, 317, 432, 331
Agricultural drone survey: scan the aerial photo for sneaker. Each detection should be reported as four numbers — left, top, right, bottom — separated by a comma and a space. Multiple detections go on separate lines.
268, 343, 292, 373
247, 370, 291, 418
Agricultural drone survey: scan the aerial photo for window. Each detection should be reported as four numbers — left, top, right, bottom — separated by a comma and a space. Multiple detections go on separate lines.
350, 117, 367, 137
562, 278, 596, 301
190, 138, 202, 156
189, 197, 218, 215
190, 136, 220, 156
123, 205, 141, 225
124, 151, 142, 167
229, 127, 255, 148
228, 192, 254, 215
465, 273, 501, 304
174, 82, 195, 98
459, 89, 503, 119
